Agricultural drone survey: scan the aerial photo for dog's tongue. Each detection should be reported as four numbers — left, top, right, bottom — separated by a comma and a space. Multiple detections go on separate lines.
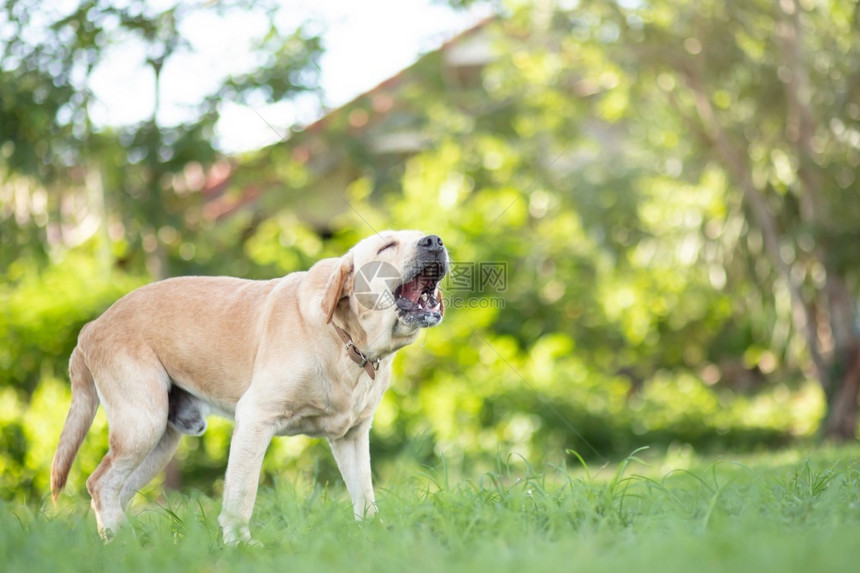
400, 277, 424, 303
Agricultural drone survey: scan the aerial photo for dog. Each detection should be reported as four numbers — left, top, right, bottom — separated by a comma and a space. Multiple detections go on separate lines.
50, 230, 448, 545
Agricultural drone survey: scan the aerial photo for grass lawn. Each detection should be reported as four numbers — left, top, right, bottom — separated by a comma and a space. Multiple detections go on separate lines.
3, 445, 860, 573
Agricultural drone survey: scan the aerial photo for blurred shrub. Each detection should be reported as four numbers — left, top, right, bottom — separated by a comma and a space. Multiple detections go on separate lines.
0, 245, 141, 501
0, 246, 144, 394
0, 0, 846, 501
4, 327, 823, 502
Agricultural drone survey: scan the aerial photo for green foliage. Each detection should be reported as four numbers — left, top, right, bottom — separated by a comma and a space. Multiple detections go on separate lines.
0, 0, 323, 278
0, 246, 144, 394
2, 0, 859, 500
0, 244, 139, 501
0, 376, 109, 503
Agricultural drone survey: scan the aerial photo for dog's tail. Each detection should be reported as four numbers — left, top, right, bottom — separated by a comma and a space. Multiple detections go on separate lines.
50, 343, 99, 504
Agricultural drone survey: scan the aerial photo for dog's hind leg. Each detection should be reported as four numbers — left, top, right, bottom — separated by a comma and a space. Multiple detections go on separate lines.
119, 425, 183, 509
119, 384, 209, 508
86, 352, 170, 540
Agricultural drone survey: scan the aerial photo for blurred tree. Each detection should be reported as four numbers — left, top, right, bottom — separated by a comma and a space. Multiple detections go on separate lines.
569, 0, 860, 439
2, 0, 857, 501
211, 2, 825, 467
0, 0, 322, 494
0, 0, 322, 277
232, 0, 858, 449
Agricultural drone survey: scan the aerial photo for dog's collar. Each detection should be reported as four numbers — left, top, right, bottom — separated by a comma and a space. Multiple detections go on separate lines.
333, 325, 380, 380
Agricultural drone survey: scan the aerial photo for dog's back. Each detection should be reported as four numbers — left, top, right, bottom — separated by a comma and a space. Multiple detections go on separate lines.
50, 275, 281, 504
83, 276, 287, 403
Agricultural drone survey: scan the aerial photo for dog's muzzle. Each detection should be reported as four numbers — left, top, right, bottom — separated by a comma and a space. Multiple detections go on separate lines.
394, 235, 448, 327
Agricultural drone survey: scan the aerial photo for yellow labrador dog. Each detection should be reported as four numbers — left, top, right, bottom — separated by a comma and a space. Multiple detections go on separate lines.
50, 230, 448, 544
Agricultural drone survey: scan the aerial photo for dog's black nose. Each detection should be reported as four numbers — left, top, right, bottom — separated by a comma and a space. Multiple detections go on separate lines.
418, 235, 444, 251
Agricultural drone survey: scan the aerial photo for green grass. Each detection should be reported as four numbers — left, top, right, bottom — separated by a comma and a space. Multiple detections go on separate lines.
4, 445, 860, 573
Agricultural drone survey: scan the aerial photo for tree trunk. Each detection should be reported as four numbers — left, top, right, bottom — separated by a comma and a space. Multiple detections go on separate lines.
163, 457, 182, 491
824, 340, 860, 440
611, 0, 860, 442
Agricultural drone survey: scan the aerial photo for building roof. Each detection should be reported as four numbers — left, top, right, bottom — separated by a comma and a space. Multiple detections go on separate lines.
198, 16, 498, 225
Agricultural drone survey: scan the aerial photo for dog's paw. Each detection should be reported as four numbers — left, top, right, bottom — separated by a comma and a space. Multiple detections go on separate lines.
98, 526, 116, 543
241, 538, 264, 549
221, 525, 263, 548
223, 536, 264, 549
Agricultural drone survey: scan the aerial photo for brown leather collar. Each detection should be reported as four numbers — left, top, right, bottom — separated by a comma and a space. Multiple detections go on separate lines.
333, 325, 380, 380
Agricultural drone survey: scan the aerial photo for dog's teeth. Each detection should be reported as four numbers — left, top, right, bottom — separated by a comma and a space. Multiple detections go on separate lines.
420, 293, 429, 303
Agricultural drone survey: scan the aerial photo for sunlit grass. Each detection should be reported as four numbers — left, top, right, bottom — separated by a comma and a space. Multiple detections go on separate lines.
4, 445, 860, 573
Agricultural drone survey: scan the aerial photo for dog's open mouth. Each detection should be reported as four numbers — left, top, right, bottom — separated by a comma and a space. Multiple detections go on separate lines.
394, 263, 445, 324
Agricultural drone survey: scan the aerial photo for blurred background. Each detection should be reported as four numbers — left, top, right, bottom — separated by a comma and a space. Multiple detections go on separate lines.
2, 0, 860, 502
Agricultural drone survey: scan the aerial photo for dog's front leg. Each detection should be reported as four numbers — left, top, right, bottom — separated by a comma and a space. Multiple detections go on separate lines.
328, 420, 377, 519
218, 406, 276, 546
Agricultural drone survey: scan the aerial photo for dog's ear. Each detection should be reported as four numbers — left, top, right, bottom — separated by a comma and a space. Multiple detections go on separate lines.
321, 255, 354, 324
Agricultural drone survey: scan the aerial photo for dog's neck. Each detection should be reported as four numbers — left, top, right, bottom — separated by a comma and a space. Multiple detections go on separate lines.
326, 293, 424, 369
328, 314, 420, 372
332, 324, 380, 380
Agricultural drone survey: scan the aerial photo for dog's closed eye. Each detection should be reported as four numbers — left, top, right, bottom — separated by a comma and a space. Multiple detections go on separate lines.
377, 241, 397, 254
